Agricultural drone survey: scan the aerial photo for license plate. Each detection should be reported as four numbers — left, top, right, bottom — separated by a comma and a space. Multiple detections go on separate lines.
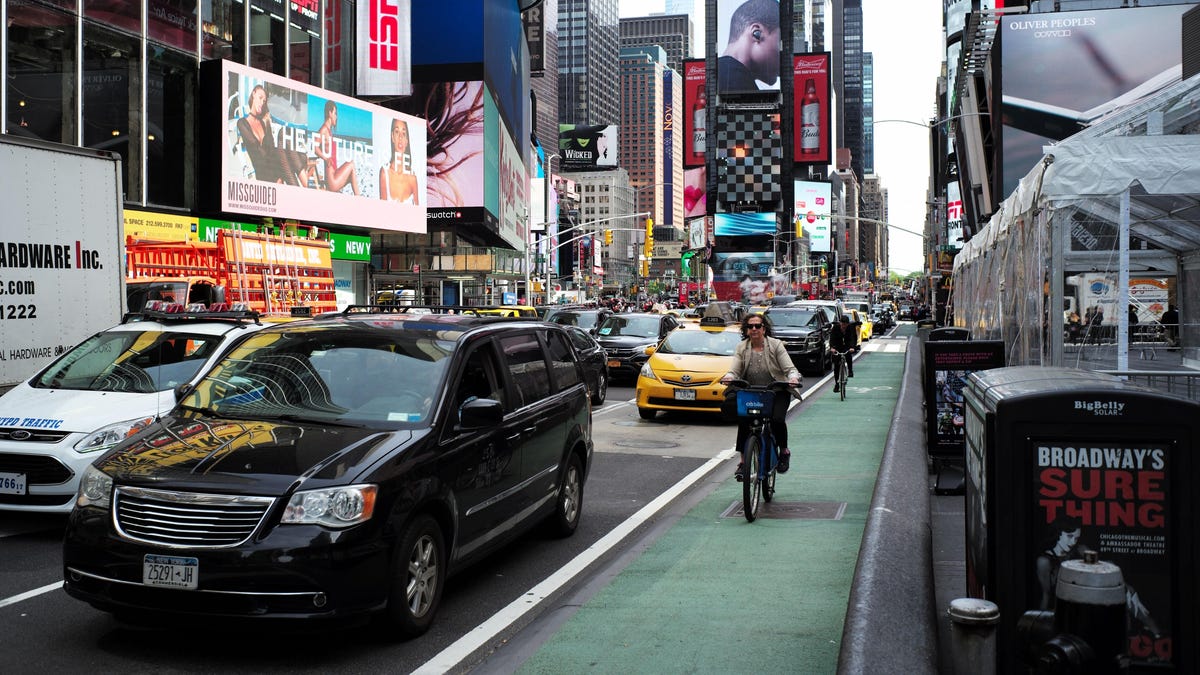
674, 389, 697, 401
607, 359, 621, 368
0, 472, 26, 495
143, 554, 198, 590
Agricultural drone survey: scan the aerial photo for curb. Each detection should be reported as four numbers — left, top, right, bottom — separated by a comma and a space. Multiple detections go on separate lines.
837, 336, 939, 674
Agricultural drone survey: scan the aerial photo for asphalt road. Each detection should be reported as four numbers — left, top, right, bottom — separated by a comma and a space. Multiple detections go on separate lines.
0, 384, 740, 674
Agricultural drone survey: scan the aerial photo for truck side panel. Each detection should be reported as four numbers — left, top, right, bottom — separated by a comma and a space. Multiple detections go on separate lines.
0, 136, 124, 387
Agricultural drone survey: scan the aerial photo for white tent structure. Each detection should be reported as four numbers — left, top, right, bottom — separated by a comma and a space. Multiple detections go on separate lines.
952, 74, 1200, 373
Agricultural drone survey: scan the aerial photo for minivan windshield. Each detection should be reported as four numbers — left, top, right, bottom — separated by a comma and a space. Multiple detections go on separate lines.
766, 309, 822, 328
182, 326, 453, 427
596, 315, 662, 338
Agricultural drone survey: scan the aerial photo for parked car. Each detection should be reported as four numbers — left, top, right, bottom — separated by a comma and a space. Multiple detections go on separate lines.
595, 312, 682, 381
764, 306, 832, 374
63, 310, 593, 638
564, 325, 609, 404
0, 303, 266, 513
635, 317, 743, 419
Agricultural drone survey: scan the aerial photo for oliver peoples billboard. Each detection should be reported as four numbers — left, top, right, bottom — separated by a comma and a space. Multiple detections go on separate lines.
212, 60, 426, 233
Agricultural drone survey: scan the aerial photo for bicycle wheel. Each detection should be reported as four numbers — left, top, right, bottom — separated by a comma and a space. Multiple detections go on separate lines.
762, 434, 776, 502
839, 359, 847, 401
742, 434, 762, 522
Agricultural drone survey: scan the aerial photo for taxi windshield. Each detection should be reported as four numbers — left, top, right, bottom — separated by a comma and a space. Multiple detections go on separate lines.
656, 329, 741, 356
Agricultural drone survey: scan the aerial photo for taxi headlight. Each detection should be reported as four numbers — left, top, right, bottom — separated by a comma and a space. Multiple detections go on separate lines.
282, 485, 377, 528
76, 465, 113, 510
74, 416, 155, 454
639, 362, 658, 381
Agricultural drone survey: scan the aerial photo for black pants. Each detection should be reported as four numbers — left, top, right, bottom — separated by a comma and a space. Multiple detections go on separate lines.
736, 419, 789, 458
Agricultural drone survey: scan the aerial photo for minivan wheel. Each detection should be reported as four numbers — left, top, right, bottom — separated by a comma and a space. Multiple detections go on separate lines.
380, 514, 444, 640
591, 371, 608, 405
546, 453, 584, 538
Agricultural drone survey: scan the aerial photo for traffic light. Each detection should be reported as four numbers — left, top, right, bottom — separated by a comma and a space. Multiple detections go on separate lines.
644, 218, 654, 257
641, 260, 650, 277
604, 229, 613, 246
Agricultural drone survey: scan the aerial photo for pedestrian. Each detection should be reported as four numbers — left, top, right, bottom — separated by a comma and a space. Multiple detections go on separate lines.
1161, 304, 1180, 350
1066, 311, 1082, 345
1087, 306, 1104, 345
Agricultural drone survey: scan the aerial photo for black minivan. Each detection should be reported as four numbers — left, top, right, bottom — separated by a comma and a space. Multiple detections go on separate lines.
63, 310, 593, 638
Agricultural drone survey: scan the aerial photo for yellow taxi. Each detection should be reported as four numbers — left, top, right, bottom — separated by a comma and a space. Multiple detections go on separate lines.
635, 316, 744, 420
472, 305, 538, 318
845, 308, 873, 342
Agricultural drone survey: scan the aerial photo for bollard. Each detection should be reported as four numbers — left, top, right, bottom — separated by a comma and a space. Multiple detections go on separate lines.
948, 597, 1000, 675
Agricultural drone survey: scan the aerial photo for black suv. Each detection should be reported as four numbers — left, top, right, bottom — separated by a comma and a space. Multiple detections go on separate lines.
595, 312, 681, 381
63, 310, 593, 638
764, 306, 832, 374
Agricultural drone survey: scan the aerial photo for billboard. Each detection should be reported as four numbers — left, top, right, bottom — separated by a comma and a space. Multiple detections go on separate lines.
683, 59, 707, 166
793, 53, 831, 165
711, 251, 773, 281
684, 166, 707, 218
795, 180, 831, 252
217, 60, 426, 233
714, 212, 775, 237
688, 218, 707, 249
559, 124, 618, 170
715, 0, 782, 95
1000, 4, 1190, 195
356, 0, 413, 96
664, 71, 676, 226
523, 1, 545, 76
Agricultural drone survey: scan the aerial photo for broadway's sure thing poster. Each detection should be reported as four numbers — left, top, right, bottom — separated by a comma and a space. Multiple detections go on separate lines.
1030, 440, 1172, 665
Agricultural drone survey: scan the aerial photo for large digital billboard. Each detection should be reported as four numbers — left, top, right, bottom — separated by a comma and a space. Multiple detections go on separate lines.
217, 60, 426, 233
356, 0, 413, 96
1000, 4, 1190, 195
683, 59, 707, 167
715, 0, 782, 95
714, 212, 775, 237
684, 166, 707, 218
559, 124, 618, 170
795, 180, 831, 252
792, 53, 831, 165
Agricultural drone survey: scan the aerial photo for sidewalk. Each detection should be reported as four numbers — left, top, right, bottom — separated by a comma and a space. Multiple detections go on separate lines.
515, 329, 918, 674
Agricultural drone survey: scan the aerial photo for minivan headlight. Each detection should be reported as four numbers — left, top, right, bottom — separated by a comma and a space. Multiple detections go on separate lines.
282, 485, 378, 528
76, 465, 113, 510
74, 416, 155, 454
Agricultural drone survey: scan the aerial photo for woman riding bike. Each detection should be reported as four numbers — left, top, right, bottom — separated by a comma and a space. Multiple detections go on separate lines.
720, 313, 800, 479
828, 314, 859, 392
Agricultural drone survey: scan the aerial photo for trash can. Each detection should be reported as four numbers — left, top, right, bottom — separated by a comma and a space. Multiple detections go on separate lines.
924, 338, 1006, 493
963, 366, 1200, 673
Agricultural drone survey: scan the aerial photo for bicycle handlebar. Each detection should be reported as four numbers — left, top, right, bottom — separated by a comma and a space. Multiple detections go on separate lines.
724, 379, 804, 400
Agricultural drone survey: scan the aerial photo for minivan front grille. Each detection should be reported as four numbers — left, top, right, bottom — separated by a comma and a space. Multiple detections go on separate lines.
114, 486, 275, 548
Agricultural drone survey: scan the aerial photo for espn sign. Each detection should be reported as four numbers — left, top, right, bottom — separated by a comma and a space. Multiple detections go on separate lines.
356, 0, 412, 96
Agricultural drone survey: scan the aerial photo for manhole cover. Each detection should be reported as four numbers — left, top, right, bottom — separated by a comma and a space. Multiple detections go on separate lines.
721, 500, 846, 520
612, 439, 680, 450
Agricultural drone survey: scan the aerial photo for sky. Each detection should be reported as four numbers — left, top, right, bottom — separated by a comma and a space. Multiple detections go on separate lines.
619, 0, 945, 276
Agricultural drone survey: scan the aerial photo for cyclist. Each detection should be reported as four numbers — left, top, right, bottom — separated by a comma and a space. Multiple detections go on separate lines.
720, 313, 800, 479
829, 314, 859, 392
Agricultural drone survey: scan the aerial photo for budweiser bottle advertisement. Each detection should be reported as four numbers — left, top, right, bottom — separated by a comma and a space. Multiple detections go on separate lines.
691, 85, 706, 156
801, 78, 820, 155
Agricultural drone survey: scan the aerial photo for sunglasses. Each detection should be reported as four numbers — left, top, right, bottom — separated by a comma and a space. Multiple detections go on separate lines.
746, 324, 764, 329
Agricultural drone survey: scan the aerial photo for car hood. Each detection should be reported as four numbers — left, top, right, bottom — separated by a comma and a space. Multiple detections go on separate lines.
94, 416, 409, 495
0, 384, 176, 435
648, 353, 733, 380
597, 334, 659, 349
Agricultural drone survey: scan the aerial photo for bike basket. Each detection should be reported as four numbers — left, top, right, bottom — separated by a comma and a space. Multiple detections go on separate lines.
736, 390, 776, 418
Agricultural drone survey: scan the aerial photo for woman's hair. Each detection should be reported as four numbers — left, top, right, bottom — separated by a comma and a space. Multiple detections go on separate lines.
324, 100, 337, 120
740, 312, 774, 339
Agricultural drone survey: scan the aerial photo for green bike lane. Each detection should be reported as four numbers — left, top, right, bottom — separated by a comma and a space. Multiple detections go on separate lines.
518, 329, 913, 674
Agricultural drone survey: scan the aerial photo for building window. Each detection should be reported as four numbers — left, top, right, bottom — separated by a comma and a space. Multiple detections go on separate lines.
149, 0, 199, 52
146, 45, 196, 208
203, 0, 243, 62
83, 24, 142, 200
5, 1, 77, 144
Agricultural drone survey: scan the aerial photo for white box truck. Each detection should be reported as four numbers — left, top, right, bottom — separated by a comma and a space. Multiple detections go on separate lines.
0, 135, 125, 389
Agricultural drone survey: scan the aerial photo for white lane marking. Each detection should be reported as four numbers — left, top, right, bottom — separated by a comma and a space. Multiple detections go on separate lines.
0, 581, 63, 609
412, 449, 736, 674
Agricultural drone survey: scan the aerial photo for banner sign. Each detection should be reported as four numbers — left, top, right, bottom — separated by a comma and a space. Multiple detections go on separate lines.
683, 59, 706, 167
793, 53, 831, 165
356, 0, 413, 96
795, 180, 831, 251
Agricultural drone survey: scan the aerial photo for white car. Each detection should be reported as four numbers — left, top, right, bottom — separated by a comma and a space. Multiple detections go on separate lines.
0, 304, 266, 513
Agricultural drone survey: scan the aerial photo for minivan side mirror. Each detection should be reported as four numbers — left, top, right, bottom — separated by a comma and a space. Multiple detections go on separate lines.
459, 398, 503, 428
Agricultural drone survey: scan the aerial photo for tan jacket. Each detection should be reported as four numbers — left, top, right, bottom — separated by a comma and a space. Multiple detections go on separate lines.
725, 337, 800, 383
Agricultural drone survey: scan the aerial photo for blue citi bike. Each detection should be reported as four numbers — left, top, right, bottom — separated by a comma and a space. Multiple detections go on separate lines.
727, 379, 802, 522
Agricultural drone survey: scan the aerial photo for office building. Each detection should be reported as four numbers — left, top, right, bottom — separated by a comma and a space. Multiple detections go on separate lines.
559, 0, 620, 125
